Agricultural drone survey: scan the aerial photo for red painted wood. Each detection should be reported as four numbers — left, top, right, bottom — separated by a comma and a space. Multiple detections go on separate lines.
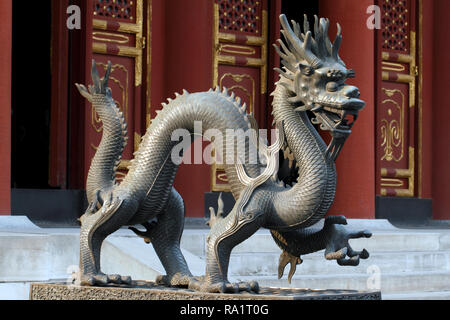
419, 0, 433, 200
267, 0, 281, 131
49, 0, 70, 188
320, 0, 376, 219
69, 0, 93, 189
159, 0, 214, 217
432, 0, 450, 219
0, 0, 11, 214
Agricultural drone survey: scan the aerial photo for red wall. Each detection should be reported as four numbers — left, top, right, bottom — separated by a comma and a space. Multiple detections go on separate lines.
319, 0, 376, 219
151, 0, 213, 217
0, 0, 11, 214
431, 0, 450, 220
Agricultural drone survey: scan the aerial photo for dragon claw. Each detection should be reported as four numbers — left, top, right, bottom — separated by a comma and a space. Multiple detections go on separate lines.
323, 222, 372, 266
188, 277, 259, 294
278, 250, 303, 283
78, 273, 132, 287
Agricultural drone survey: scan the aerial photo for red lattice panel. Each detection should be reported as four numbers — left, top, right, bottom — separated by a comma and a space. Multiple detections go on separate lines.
94, 0, 135, 22
381, 0, 410, 52
217, 0, 262, 34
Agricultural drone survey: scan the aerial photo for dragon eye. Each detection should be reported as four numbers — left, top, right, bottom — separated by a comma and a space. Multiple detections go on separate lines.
326, 82, 339, 92
299, 64, 314, 76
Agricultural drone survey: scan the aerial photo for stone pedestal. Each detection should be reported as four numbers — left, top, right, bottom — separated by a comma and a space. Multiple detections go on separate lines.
30, 281, 381, 300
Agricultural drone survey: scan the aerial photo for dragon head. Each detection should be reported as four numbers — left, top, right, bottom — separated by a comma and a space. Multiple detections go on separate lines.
274, 14, 365, 160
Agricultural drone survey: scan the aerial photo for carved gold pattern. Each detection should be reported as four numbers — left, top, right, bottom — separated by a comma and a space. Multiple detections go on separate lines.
380, 89, 405, 162
380, 178, 404, 188
381, 147, 415, 197
219, 44, 256, 56
379, 15, 418, 198
381, 0, 410, 52
211, 3, 268, 192
219, 73, 255, 114
382, 61, 405, 72
93, 32, 130, 44
93, 0, 144, 86
217, 0, 261, 34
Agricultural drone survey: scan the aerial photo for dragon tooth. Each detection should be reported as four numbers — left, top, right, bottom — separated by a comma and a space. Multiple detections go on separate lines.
183, 89, 189, 95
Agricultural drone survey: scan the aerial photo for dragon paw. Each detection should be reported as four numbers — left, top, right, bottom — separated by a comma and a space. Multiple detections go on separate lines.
324, 215, 372, 266
278, 251, 303, 284
77, 272, 132, 287
188, 276, 259, 294
156, 273, 193, 287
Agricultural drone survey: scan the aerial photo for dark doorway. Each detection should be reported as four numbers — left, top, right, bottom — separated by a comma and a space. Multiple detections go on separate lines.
11, 1, 52, 189
282, 0, 319, 27
11, 1, 86, 226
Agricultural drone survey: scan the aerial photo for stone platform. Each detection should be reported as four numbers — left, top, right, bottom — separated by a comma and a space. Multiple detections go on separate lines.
30, 281, 381, 300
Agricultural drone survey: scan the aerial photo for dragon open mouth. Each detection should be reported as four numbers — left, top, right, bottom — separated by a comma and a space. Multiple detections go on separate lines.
310, 97, 365, 161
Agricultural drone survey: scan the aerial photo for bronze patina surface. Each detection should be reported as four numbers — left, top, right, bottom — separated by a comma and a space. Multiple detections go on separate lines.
73, 13, 371, 294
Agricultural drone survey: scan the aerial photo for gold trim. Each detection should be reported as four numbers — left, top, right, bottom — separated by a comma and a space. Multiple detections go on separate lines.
211, 2, 269, 192
381, 147, 415, 197
146, 0, 153, 128
380, 178, 404, 188
219, 44, 256, 56
93, 32, 130, 44
218, 33, 266, 46
418, 0, 423, 198
382, 61, 406, 72
380, 89, 405, 162
219, 73, 256, 114
93, 19, 141, 34
93, 0, 144, 86
382, 51, 414, 64
261, 9, 268, 94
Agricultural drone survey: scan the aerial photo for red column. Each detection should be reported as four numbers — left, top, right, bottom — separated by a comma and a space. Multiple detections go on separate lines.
432, 0, 450, 220
319, 0, 376, 219
0, 0, 11, 215
419, 0, 433, 200
151, 0, 214, 217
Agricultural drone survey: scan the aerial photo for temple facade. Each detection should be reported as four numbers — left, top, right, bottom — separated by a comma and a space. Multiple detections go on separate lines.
0, 0, 448, 226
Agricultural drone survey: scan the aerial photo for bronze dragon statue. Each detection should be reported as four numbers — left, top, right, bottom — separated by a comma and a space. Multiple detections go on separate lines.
74, 14, 372, 293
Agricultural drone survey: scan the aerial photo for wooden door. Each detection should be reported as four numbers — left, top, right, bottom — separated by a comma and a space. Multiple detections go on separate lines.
88, 0, 150, 182
211, 0, 270, 192
375, 0, 419, 198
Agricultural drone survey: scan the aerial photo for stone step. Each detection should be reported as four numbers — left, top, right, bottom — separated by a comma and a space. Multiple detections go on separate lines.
180, 229, 445, 256
231, 271, 450, 294
227, 250, 450, 276
382, 290, 450, 300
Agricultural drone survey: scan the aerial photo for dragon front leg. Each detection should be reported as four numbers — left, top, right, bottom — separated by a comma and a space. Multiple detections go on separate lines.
77, 190, 138, 286
188, 202, 262, 294
272, 215, 372, 283
129, 188, 194, 287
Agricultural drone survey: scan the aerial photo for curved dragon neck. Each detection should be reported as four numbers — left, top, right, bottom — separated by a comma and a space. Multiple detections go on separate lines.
86, 94, 127, 204
117, 89, 261, 205
266, 84, 337, 229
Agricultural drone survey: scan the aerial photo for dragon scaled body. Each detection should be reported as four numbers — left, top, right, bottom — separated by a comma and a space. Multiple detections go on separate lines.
75, 14, 372, 293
